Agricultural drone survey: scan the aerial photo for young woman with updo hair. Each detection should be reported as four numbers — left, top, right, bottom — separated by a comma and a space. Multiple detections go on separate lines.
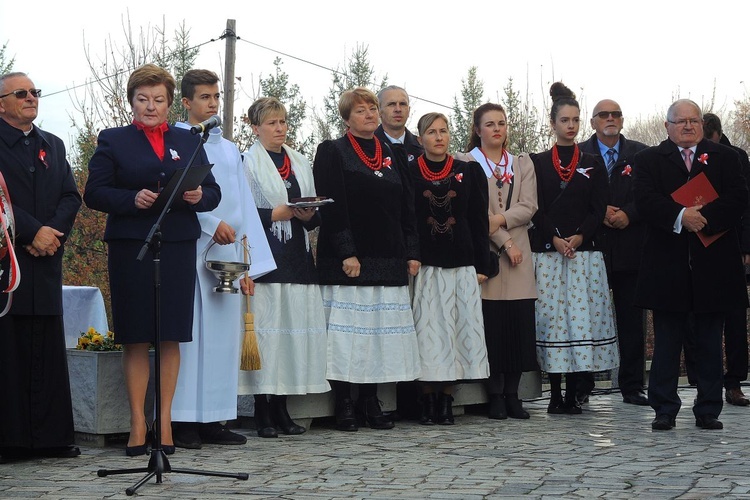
529, 82, 619, 415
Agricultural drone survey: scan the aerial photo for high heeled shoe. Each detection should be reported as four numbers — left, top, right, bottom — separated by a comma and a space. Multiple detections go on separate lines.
125, 421, 152, 457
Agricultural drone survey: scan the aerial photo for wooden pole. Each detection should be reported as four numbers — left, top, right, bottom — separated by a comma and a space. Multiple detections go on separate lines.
222, 19, 236, 142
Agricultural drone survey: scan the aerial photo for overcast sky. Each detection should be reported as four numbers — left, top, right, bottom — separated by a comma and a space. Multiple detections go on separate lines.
1, 0, 746, 152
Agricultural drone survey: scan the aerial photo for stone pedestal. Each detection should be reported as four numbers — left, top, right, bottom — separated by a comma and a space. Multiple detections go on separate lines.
67, 349, 154, 445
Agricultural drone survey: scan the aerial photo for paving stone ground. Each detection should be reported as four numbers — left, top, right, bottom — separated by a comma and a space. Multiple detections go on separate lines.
2, 386, 749, 499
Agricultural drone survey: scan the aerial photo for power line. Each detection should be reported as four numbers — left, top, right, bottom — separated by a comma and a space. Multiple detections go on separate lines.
42, 36, 224, 99
235, 37, 453, 111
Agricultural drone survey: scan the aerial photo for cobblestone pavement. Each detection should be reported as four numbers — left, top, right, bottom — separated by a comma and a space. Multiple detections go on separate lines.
2, 386, 749, 499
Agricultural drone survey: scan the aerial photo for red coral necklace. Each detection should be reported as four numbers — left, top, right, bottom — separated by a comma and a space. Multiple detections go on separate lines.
418, 155, 454, 182
347, 132, 383, 171
551, 144, 579, 183
277, 154, 293, 180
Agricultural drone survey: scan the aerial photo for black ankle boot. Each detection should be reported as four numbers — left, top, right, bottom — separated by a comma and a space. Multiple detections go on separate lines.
356, 396, 395, 429
564, 391, 582, 415
420, 393, 437, 425
254, 395, 278, 438
270, 395, 306, 435
505, 394, 530, 419
436, 392, 454, 425
488, 394, 507, 420
335, 397, 358, 431
547, 393, 566, 414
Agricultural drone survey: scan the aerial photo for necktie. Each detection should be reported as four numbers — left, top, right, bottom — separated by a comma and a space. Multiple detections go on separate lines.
605, 148, 616, 175
682, 149, 692, 172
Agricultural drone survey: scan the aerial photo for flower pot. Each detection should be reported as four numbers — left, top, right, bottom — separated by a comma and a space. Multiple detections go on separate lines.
67, 349, 155, 435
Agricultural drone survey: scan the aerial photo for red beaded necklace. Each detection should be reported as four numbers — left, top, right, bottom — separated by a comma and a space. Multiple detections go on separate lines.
418, 154, 454, 182
480, 148, 509, 181
551, 144, 580, 183
347, 131, 383, 170
276, 154, 293, 180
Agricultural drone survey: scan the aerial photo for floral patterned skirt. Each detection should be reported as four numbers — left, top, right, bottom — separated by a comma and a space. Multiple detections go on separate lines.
533, 251, 619, 373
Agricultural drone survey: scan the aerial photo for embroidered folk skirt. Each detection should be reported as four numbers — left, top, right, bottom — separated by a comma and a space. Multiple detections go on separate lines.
412, 265, 489, 382
533, 251, 619, 373
238, 283, 330, 395
322, 284, 420, 384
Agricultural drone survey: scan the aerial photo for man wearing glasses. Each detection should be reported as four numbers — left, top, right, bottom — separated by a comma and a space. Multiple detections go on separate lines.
633, 99, 748, 431
579, 100, 648, 407
0, 72, 82, 461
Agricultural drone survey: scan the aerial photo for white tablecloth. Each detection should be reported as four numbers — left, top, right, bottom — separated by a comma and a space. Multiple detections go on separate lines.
62, 285, 109, 348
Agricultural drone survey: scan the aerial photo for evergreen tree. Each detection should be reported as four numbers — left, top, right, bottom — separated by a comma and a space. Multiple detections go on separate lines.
0, 41, 14, 75
502, 77, 548, 154
451, 66, 484, 153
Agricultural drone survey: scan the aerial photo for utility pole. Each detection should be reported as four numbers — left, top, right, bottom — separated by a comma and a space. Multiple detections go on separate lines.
222, 19, 236, 141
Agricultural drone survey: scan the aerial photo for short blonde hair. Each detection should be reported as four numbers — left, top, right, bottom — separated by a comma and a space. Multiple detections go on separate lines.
247, 97, 287, 126
417, 112, 450, 137
338, 87, 378, 121
126, 64, 176, 106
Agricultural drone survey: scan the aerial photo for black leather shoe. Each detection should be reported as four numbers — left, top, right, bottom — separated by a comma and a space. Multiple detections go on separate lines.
161, 444, 176, 455
436, 393, 454, 425
335, 398, 359, 431
695, 415, 723, 430
173, 422, 202, 449
651, 414, 676, 430
420, 392, 437, 425
270, 396, 306, 435
547, 396, 567, 415
255, 395, 279, 438
505, 394, 530, 419
622, 392, 649, 406
199, 422, 248, 444
726, 388, 750, 406
488, 394, 507, 420
564, 393, 582, 414
125, 443, 149, 457
357, 396, 395, 429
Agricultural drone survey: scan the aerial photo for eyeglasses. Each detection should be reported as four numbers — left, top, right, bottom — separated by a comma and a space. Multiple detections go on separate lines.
0, 88, 42, 99
594, 111, 622, 119
667, 118, 702, 127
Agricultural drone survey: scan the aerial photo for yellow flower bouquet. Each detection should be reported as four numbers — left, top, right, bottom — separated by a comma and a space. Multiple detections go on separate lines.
76, 326, 122, 351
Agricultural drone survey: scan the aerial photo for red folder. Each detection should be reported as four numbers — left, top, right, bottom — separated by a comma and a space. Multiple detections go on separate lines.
671, 172, 726, 247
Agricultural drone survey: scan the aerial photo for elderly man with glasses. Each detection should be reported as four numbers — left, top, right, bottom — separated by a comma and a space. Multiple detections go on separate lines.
633, 99, 748, 431
0, 72, 82, 461
579, 100, 649, 407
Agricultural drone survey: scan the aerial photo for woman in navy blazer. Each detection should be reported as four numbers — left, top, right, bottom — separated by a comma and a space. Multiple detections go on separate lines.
84, 64, 220, 456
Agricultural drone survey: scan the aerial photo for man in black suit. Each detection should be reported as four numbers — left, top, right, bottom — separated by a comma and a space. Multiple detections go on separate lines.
375, 85, 423, 163
634, 99, 748, 431
580, 99, 649, 406
0, 72, 82, 460
702, 113, 750, 406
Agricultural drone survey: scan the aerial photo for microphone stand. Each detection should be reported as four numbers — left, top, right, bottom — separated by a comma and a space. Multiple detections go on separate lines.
96, 128, 249, 496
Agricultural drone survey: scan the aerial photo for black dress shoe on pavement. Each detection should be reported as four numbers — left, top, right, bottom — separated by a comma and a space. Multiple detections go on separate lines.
695, 415, 723, 430
547, 397, 567, 415
487, 394, 507, 420
651, 414, 676, 430
622, 392, 649, 406
173, 422, 202, 449
725, 388, 750, 406
125, 443, 149, 457
335, 398, 359, 432
199, 422, 248, 444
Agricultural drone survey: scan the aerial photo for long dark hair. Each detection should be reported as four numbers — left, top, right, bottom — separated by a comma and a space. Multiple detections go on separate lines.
466, 102, 507, 151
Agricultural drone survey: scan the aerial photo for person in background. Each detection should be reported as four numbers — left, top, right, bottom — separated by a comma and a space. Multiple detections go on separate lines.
700, 113, 750, 407
375, 85, 424, 163
84, 64, 221, 456
313, 87, 421, 432
634, 99, 747, 431
457, 102, 539, 420
240, 96, 329, 437
171, 69, 275, 449
579, 99, 649, 406
0, 72, 82, 461
410, 112, 490, 425
531, 82, 619, 415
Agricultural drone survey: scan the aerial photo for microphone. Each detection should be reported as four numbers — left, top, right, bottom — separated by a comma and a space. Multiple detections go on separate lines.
190, 115, 222, 135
